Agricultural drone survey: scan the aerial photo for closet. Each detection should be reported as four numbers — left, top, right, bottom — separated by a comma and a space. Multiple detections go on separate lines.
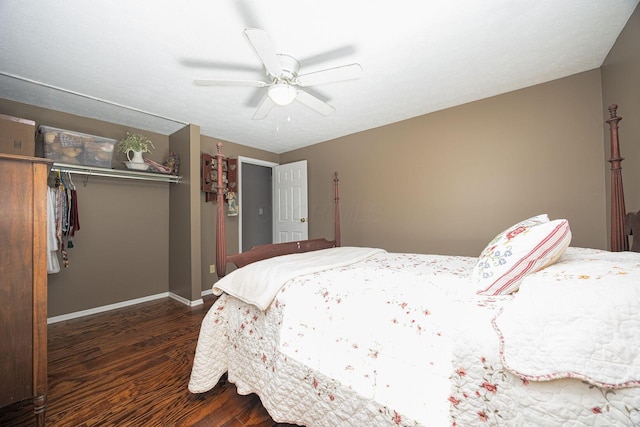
0, 153, 51, 426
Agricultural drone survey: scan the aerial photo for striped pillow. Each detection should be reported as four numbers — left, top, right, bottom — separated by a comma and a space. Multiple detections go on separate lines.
474, 218, 571, 295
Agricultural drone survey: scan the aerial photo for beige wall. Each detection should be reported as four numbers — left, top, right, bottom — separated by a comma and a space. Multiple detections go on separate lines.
601, 5, 640, 244
283, 70, 608, 256
167, 124, 202, 302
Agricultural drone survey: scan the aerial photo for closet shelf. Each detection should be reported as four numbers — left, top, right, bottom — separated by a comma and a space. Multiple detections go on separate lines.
51, 163, 181, 183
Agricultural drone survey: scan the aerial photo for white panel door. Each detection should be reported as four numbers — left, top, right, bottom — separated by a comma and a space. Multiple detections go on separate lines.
273, 160, 308, 243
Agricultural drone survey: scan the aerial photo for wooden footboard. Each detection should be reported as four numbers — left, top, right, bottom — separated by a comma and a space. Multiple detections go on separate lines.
227, 238, 336, 269
214, 143, 341, 277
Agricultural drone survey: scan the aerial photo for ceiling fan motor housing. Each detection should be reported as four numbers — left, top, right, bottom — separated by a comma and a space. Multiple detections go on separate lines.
274, 54, 300, 82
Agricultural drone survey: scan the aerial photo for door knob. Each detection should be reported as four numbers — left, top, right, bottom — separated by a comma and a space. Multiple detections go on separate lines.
300, 218, 307, 223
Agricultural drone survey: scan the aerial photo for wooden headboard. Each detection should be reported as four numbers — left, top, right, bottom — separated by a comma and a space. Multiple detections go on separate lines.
213, 142, 341, 277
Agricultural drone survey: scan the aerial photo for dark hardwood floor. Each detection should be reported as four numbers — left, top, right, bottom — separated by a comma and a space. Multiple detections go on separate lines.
0, 296, 300, 426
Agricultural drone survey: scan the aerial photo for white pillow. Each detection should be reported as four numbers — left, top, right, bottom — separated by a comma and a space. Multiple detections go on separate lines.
473, 215, 571, 295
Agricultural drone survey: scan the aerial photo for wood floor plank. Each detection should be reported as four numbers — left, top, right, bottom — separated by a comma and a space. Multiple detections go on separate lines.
0, 297, 300, 426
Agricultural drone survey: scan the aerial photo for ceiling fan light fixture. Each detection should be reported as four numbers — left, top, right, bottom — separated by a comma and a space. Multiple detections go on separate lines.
268, 83, 297, 106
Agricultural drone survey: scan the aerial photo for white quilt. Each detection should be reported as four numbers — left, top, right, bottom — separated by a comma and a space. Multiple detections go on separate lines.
494, 247, 640, 389
190, 248, 640, 426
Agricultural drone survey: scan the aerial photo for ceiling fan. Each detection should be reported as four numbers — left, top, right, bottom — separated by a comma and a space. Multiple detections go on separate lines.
194, 28, 363, 120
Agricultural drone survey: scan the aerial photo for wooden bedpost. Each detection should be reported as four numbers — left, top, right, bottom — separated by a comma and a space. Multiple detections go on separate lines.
334, 172, 341, 247
606, 104, 628, 252
215, 142, 228, 277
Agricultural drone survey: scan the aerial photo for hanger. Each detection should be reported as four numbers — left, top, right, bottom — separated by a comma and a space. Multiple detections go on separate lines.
56, 169, 65, 189
66, 171, 76, 190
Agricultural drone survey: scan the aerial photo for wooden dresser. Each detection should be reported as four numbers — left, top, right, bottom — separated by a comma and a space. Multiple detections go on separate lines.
0, 153, 51, 426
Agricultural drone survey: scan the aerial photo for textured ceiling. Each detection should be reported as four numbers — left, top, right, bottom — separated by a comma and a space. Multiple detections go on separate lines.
1, 1, 638, 153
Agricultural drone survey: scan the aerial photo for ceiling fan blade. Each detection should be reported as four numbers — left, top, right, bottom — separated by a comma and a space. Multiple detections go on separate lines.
235, 0, 262, 29
244, 28, 283, 78
252, 95, 275, 120
296, 90, 335, 116
295, 63, 363, 87
180, 58, 259, 72
299, 45, 357, 67
194, 79, 269, 87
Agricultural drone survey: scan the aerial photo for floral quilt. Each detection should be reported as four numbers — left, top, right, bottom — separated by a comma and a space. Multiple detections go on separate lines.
189, 249, 640, 426
494, 247, 640, 389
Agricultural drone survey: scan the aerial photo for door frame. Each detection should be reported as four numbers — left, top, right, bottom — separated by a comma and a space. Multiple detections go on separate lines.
237, 156, 279, 253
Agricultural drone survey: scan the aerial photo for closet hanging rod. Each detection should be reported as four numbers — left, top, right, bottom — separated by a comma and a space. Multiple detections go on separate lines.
51, 163, 181, 183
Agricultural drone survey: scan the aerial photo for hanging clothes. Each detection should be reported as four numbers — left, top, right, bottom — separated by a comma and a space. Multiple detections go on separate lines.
56, 173, 69, 267
48, 170, 81, 268
47, 186, 60, 274
65, 173, 80, 248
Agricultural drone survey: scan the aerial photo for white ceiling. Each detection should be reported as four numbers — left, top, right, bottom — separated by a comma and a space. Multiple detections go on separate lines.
1, 1, 638, 154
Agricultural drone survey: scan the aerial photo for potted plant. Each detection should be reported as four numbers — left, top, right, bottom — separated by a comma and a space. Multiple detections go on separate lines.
116, 132, 155, 164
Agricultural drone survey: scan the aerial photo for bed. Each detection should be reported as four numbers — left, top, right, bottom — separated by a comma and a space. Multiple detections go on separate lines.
189, 105, 640, 426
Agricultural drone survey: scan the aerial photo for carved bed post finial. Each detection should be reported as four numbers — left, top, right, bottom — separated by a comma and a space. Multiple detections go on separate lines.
215, 142, 228, 276
606, 104, 628, 252
333, 172, 341, 247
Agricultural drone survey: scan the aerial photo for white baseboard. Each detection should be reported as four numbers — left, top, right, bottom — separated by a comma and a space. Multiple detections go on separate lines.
168, 292, 203, 307
47, 289, 214, 324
